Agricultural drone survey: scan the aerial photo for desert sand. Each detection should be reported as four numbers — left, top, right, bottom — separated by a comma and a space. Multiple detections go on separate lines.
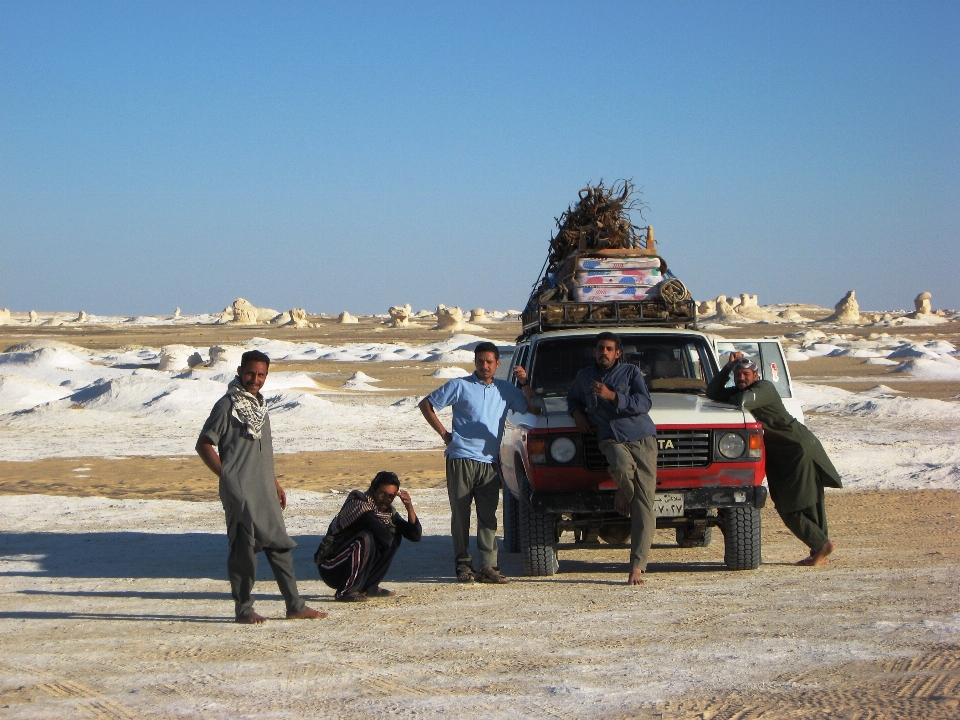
1, 314, 959, 719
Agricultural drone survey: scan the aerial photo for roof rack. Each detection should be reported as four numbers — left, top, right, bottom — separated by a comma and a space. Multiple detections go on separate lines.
521, 299, 698, 337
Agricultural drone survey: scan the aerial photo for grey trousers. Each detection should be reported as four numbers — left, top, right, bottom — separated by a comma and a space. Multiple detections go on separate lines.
600, 436, 658, 571
777, 481, 830, 552
446, 457, 500, 572
228, 524, 306, 619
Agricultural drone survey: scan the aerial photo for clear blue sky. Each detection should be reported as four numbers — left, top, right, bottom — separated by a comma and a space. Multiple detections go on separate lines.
2, 1, 957, 315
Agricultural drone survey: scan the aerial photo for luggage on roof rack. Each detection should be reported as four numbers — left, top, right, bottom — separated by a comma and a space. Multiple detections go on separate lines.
521, 297, 697, 336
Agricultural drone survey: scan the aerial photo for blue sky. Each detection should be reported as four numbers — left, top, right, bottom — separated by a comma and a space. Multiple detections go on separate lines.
1, 1, 957, 315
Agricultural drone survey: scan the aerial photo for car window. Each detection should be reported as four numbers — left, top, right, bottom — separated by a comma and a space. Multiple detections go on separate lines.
530, 335, 717, 397
494, 347, 519, 381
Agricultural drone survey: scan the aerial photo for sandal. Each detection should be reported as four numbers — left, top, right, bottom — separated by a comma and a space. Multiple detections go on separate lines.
456, 565, 475, 582
365, 587, 395, 598
475, 567, 509, 584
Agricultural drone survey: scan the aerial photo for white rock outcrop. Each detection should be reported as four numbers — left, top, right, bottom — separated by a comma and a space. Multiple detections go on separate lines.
285, 308, 310, 328
434, 306, 465, 331
158, 345, 197, 372
822, 291, 863, 324
914, 292, 932, 316
337, 311, 359, 324
174, 307, 181, 319
28, 310, 38, 324
698, 300, 716, 316
388, 304, 413, 328
270, 311, 291, 325
469, 308, 488, 323
0, 308, 10, 325
75, 310, 87, 323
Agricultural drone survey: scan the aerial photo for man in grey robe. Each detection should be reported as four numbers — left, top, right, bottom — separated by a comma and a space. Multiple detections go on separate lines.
196, 349, 326, 624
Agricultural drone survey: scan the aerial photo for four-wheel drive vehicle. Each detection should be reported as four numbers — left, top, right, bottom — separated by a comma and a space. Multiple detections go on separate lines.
497, 329, 798, 575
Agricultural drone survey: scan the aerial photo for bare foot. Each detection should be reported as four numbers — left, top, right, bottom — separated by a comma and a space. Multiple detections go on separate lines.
286, 606, 328, 619
614, 490, 631, 517
627, 567, 645, 585
797, 541, 835, 566
236, 611, 268, 624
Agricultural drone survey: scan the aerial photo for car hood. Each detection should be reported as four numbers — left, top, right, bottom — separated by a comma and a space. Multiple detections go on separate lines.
538, 393, 750, 429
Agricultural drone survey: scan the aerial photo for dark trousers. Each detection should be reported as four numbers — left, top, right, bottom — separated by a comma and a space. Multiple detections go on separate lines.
446, 458, 500, 572
777, 482, 830, 551
318, 530, 398, 599
228, 524, 306, 619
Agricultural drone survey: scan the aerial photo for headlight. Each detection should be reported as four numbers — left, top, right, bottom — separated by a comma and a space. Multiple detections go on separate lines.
718, 433, 746, 459
549, 437, 577, 463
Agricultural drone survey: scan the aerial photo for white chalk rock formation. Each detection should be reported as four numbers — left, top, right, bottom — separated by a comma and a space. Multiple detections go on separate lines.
822, 291, 863, 324
715, 296, 736, 316
208, 346, 245, 369
286, 308, 310, 328
338, 311, 359, 324
914, 292, 932, 316
740, 294, 759, 308
434, 306, 465, 331
389, 304, 413, 328
255, 307, 279, 323
728, 296, 741, 309
698, 300, 716, 316
415, 309, 435, 318
779, 308, 805, 322
217, 306, 233, 323
270, 311, 291, 325
174, 307, 181, 319
0, 308, 10, 325
231, 298, 260, 325
158, 345, 196, 372
469, 308, 488, 323
75, 310, 87, 323
28, 310, 38, 324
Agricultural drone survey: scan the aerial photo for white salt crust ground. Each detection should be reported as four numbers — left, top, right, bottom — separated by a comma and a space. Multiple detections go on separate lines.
0, 491, 958, 719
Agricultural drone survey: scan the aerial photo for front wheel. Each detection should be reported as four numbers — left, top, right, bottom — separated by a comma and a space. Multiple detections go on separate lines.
518, 466, 558, 576
722, 507, 761, 570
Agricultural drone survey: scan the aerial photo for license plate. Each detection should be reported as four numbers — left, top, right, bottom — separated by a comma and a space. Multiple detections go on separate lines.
654, 492, 684, 517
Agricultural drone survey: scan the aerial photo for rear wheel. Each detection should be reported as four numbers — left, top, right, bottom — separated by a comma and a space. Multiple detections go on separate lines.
676, 525, 713, 548
722, 507, 761, 570
501, 478, 520, 553
518, 466, 558, 576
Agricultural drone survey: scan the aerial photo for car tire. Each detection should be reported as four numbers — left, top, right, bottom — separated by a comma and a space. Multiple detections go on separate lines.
722, 507, 761, 570
518, 466, 558, 576
501, 478, 520, 554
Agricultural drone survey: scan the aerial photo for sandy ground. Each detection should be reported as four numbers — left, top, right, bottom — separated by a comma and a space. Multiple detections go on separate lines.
2, 319, 959, 718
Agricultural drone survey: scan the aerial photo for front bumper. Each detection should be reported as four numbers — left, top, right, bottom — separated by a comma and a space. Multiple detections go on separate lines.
529, 485, 767, 514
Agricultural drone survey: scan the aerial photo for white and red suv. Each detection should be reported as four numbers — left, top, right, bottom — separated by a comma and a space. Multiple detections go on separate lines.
497, 328, 797, 575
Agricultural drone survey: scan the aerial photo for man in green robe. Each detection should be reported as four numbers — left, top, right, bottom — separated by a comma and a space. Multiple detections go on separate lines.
197, 350, 326, 623
707, 352, 841, 566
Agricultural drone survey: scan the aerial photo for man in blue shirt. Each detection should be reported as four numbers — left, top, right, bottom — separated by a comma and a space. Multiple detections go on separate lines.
567, 332, 658, 586
419, 341, 538, 583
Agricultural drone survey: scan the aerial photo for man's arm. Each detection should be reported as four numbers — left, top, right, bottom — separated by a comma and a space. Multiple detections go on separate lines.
730, 381, 782, 411
196, 436, 222, 477
566, 372, 597, 435
511, 366, 541, 415
418, 397, 452, 446
611, 368, 653, 416
706, 366, 737, 402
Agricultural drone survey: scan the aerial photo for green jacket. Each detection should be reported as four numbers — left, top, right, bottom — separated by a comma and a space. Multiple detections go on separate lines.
706, 368, 842, 512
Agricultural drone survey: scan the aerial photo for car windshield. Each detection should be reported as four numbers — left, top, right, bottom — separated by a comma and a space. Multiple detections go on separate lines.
529, 335, 717, 397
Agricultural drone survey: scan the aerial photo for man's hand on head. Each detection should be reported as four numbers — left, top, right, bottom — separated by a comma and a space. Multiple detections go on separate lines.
727, 351, 745, 369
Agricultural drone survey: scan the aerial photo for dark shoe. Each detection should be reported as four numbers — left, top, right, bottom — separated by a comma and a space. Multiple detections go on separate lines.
475, 567, 509, 584
456, 565, 475, 582
336, 591, 369, 602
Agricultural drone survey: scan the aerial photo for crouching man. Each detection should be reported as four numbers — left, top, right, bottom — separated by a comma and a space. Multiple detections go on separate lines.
706, 352, 841, 565
567, 332, 658, 586
196, 350, 325, 624
315, 472, 421, 602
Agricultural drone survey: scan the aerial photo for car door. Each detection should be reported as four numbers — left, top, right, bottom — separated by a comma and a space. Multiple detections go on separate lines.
498, 342, 532, 493
714, 339, 804, 423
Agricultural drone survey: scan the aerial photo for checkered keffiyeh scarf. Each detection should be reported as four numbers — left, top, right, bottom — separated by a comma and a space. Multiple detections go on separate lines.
327, 490, 394, 536
228, 377, 268, 440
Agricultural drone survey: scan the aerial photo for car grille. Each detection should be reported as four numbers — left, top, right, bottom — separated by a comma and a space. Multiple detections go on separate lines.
582, 430, 712, 471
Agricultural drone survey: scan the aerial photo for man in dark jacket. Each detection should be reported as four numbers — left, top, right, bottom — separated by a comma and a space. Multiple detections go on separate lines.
707, 352, 842, 566
567, 332, 658, 585
315, 471, 422, 601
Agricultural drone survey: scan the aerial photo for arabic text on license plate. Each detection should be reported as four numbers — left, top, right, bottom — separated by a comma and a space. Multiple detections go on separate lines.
654, 493, 684, 517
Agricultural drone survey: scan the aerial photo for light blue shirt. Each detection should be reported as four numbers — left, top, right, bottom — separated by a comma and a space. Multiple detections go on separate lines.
427, 374, 529, 464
